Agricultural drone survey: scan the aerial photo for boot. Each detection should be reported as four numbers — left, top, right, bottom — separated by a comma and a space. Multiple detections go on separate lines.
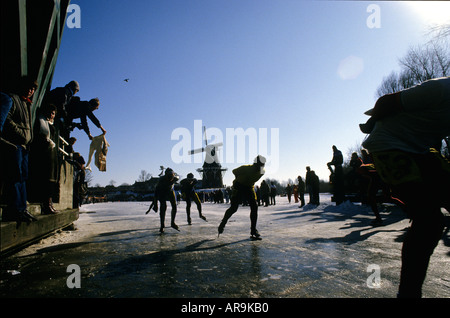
49, 198, 59, 213
41, 202, 57, 215
22, 210, 38, 222
171, 209, 179, 231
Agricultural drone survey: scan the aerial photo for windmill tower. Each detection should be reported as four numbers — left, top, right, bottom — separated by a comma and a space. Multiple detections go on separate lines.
188, 126, 227, 189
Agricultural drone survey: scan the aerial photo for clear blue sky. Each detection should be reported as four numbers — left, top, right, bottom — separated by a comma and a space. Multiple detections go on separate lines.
52, 0, 450, 187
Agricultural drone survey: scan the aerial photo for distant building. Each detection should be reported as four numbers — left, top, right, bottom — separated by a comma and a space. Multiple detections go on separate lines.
87, 177, 160, 202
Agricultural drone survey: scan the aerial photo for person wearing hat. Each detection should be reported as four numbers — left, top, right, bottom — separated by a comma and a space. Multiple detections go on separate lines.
218, 155, 266, 240
0, 76, 39, 223
153, 167, 179, 233
360, 77, 450, 298
180, 173, 207, 225
66, 97, 106, 140
44, 80, 79, 121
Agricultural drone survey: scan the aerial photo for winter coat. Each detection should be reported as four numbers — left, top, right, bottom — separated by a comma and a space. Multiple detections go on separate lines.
2, 94, 33, 147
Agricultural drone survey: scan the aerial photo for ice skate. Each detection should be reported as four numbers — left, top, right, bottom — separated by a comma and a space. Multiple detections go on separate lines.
145, 201, 155, 214
217, 221, 226, 237
250, 229, 262, 241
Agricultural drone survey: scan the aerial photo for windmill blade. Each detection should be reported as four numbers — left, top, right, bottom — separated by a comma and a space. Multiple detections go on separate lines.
188, 147, 205, 155
207, 142, 223, 148
203, 126, 208, 146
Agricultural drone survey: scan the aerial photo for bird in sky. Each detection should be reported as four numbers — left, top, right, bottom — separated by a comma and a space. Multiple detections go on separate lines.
124, 78, 129, 82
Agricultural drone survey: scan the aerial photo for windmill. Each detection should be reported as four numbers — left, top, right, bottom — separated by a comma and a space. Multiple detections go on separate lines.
188, 126, 227, 189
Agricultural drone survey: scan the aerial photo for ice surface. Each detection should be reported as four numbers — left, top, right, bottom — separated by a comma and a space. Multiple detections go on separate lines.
3, 193, 448, 298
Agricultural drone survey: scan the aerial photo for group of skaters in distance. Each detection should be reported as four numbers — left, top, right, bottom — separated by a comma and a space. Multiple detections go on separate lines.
147, 77, 450, 298
0, 77, 107, 224
282, 167, 320, 208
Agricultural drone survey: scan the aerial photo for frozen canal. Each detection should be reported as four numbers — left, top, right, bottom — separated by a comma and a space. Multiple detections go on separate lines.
1, 194, 449, 299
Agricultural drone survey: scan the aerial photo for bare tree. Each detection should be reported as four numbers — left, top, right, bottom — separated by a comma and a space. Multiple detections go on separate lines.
376, 71, 404, 97
399, 41, 449, 83
427, 23, 450, 44
85, 169, 93, 187
137, 170, 152, 182
376, 40, 449, 97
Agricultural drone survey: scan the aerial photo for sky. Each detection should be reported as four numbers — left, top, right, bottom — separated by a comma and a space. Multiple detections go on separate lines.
51, 0, 450, 187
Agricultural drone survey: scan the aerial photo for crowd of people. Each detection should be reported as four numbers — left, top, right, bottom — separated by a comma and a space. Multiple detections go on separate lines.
0, 77, 107, 223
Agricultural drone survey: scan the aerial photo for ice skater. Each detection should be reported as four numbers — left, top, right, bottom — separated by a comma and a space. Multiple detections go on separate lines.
180, 173, 207, 224
218, 155, 266, 240
360, 76, 450, 298
152, 167, 179, 233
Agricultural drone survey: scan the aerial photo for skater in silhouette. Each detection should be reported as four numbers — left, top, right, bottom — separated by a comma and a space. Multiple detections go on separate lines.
260, 180, 270, 207
153, 168, 179, 233
285, 183, 292, 203
180, 173, 207, 224
218, 155, 266, 240
327, 145, 345, 205
305, 166, 314, 204
297, 176, 305, 207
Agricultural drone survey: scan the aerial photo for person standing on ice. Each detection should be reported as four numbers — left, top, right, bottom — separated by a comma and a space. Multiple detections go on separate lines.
360, 77, 450, 298
218, 155, 266, 240
305, 166, 314, 204
297, 176, 305, 207
154, 167, 179, 233
327, 145, 345, 205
